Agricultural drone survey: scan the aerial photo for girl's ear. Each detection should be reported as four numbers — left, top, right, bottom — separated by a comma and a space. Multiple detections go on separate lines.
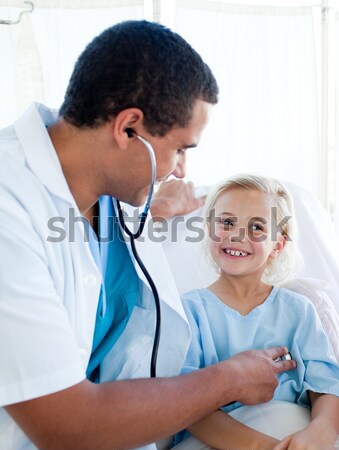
269, 235, 286, 260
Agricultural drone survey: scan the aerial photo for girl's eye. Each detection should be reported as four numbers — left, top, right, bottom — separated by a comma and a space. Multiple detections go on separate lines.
221, 218, 234, 229
250, 223, 264, 232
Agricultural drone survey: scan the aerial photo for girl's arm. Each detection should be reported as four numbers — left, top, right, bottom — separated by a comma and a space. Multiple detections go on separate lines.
188, 409, 279, 450
273, 392, 339, 450
309, 391, 339, 434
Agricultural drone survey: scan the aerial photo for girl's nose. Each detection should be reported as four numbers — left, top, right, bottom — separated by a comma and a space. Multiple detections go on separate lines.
229, 227, 247, 243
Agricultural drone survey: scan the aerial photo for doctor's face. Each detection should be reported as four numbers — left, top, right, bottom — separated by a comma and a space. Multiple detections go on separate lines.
127, 99, 212, 207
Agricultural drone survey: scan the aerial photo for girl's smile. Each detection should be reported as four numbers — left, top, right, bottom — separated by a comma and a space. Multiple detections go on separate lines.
223, 248, 251, 258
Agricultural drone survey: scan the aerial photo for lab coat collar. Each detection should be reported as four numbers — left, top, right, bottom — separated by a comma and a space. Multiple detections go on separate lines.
14, 103, 76, 205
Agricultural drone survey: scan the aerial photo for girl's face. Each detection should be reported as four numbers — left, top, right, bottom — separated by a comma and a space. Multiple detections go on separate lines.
208, 188, 286, 280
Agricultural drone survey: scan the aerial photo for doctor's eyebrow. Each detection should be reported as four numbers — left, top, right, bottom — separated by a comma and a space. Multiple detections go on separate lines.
180, 143, 198, 150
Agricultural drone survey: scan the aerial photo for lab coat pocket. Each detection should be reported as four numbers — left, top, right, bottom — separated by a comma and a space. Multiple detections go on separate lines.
99, 305, 154, 382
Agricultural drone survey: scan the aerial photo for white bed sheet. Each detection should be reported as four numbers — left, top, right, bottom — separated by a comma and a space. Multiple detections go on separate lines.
172, 401, 339, 449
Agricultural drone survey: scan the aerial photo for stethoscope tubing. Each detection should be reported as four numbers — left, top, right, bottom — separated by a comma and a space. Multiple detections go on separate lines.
116, 133, 161, 378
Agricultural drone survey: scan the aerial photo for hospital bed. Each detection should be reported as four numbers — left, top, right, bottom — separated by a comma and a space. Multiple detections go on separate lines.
158, 182, 339, 449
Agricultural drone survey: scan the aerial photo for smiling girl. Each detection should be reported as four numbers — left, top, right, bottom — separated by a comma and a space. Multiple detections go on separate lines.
176, 174, 339, 450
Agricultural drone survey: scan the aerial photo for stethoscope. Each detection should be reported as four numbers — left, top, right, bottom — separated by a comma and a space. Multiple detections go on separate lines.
116, 128, 160, 378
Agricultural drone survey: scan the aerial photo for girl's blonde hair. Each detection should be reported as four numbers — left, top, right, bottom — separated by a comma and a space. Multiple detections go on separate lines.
203, 174, 302, 286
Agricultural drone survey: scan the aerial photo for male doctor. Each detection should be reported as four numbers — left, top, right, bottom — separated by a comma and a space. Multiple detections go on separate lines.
0, 20, 295, 450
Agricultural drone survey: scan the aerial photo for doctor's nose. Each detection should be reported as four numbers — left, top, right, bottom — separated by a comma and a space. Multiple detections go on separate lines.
172, 154, 186, 179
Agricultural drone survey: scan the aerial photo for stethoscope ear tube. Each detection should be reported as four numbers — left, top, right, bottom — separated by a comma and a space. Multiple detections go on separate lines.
115, 133, 160, 378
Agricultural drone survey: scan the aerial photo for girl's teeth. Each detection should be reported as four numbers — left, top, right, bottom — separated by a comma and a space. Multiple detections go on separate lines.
226, 249, 248, 257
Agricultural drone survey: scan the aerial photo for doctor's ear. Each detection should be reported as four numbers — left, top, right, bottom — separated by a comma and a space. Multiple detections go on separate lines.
113, 108, 144, 149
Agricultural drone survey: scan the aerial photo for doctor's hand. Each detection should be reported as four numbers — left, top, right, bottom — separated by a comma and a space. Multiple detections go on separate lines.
150, 180, 206, 221
225, 347, 297, 406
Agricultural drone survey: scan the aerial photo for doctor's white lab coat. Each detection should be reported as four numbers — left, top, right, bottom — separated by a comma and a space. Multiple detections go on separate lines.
0, 103, 191, 450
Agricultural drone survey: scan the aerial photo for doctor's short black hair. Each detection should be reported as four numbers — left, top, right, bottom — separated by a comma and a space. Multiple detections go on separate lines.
59, 20, 218, 136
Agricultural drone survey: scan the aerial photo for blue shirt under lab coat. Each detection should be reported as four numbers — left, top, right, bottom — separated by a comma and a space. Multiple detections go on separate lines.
86, 195, 140, 381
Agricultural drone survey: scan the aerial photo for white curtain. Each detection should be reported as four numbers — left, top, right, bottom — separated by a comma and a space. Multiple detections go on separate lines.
0, 1, 144, 127
175, 1, 320, 199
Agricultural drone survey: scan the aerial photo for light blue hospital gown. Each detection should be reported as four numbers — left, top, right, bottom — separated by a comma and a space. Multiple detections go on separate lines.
181, 287, 339, 413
